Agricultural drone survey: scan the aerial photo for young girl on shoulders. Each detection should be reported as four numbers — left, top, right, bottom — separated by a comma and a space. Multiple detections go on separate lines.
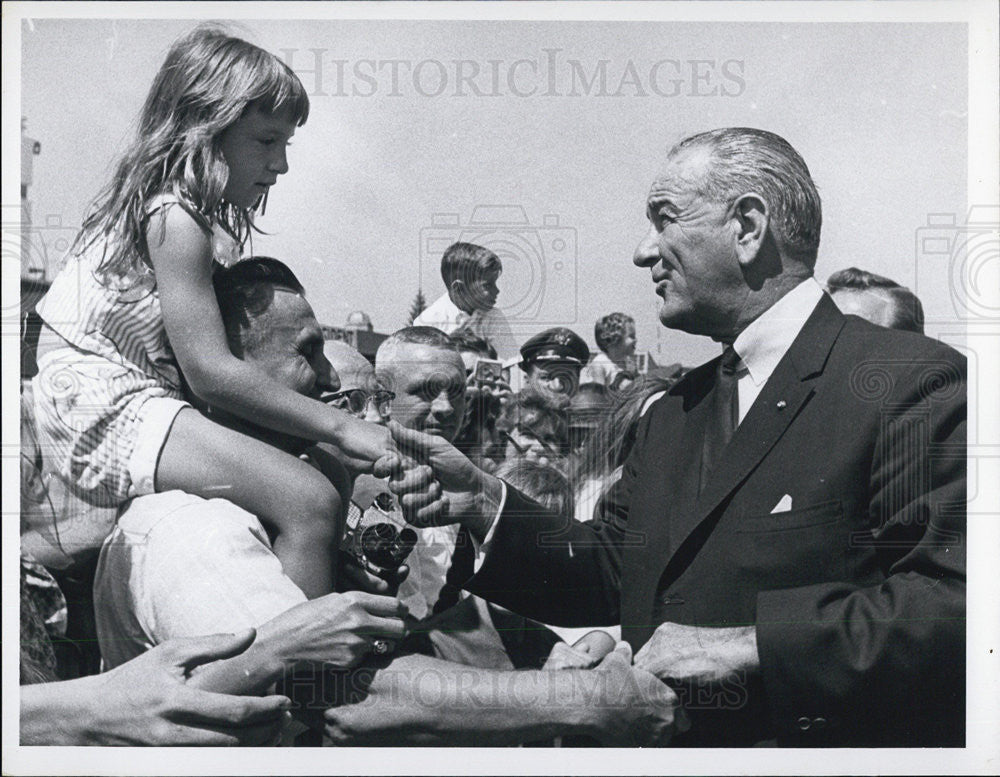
31, 25, 396, 597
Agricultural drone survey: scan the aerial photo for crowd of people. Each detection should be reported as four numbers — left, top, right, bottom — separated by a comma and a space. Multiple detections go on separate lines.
20, 25, 964, 749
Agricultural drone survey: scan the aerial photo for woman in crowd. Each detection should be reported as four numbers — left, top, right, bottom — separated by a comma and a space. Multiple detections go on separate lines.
570, 373, 676, 522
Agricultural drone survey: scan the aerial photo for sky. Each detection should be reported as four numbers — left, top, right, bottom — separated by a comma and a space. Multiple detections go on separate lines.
20, 17, 967, 367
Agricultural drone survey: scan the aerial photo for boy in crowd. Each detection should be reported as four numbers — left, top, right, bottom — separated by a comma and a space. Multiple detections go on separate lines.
580, 312, 638, 389
414, 242, 519, 361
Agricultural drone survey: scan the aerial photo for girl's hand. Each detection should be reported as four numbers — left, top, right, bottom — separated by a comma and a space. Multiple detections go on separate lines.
334, 415, 400, 475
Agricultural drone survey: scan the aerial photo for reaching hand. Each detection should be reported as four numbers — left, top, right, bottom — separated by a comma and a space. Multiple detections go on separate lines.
543, 630, 618, 670
387, 421, 500, 530
334, 414, 401, 476
633, 622, 759, 686
588, 642, 688, 747
264, 590, 408, 668
84, 630, 290, 746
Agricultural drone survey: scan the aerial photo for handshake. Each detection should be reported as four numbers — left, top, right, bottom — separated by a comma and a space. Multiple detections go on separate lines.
381, 420, 503, 539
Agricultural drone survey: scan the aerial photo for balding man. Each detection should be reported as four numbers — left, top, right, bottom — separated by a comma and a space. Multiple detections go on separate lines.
391, 128, 966, 747
324, 340, 389, 425
370, 327, 481, 618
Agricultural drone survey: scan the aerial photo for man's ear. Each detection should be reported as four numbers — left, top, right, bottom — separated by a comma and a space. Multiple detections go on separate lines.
731, 194, 769, 268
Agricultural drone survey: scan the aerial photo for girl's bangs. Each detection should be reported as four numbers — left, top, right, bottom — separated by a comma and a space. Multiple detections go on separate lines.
251, 55, 310, 125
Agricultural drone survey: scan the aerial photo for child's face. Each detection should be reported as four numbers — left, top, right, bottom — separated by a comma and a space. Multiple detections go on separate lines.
218, 104, 298, 209
608, 323, 637, 360
464, 269, 501, 311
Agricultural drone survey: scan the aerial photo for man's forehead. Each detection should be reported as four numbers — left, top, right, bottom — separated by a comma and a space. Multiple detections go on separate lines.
257, 289, 319, 334
269, 288, 314, 319
648, 147, 712, 203
383, 343, 464, 375
831, 288, 894, 327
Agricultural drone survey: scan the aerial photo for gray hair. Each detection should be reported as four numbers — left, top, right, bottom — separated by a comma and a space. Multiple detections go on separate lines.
672, 128, 822, 264
375, 326, 462, 378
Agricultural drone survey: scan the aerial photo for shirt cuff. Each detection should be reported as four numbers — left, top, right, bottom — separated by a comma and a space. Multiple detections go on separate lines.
471, 480, 507, 573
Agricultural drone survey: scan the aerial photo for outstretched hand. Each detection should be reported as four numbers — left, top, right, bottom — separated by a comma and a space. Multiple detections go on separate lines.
634, 622, 759, 686
334, 414, 401, 477
86, 630, 290, 746
588, 642, 689, 747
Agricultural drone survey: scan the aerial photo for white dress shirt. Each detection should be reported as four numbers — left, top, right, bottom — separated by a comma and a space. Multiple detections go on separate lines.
730, 277, 825, 424
413, 292, 520, 362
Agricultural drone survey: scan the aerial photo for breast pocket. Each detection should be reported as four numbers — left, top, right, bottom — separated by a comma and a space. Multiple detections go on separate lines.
727, 499, 848, 591
735, 499, 844, 533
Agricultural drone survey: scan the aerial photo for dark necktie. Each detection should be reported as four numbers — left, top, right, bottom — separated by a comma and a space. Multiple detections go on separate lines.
699, 346, 740, 494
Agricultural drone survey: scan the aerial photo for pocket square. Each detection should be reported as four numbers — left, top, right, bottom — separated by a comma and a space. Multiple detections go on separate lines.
770, 494, 793, 513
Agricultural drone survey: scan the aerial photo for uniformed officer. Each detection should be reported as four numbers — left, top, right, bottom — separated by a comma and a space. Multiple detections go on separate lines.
518, 327, 590, 400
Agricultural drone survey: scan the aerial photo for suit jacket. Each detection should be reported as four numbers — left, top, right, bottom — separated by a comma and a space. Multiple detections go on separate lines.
468, 295, 966, 746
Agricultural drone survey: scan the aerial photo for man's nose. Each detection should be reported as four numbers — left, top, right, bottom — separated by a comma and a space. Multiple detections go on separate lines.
364, 401, 386, 425
633, 225, 659, 268
317, 357, 340, 392
430, 391, 454, 416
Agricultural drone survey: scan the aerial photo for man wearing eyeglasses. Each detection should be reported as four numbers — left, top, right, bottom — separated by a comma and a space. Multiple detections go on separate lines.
323, 339, 395, 424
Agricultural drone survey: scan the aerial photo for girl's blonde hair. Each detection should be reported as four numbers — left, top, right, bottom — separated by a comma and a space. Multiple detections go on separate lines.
78, 24, 309, 281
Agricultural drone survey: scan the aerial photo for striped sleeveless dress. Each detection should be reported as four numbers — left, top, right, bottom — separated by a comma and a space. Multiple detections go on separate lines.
31, 195, 240, 512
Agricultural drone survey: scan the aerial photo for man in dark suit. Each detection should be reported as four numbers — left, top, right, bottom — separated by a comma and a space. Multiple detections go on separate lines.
389, 127, 966, 747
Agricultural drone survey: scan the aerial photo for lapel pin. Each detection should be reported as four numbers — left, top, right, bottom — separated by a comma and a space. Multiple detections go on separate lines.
776, 400, 787, 410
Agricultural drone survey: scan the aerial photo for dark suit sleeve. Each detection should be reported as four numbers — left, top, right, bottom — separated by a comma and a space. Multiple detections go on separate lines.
465, 406, 657, 626
755, 354, 966, 745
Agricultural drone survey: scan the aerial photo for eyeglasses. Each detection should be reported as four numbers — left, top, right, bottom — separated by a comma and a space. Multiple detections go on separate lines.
325, 389, 395, 417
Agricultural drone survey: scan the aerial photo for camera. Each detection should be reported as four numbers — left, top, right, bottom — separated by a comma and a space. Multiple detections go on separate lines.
420, 206, 578, 327
341, 487, 417, 581
473, 357, 504, 384
342, 520, 418, 581
914, 206, 999, 323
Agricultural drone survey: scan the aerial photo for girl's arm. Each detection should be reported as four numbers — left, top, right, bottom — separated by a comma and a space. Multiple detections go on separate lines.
149, 207, 394, 465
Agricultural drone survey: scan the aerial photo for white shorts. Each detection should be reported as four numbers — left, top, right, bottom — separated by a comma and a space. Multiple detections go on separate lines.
126, 395, 190, 497
32, 347, 189, 508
